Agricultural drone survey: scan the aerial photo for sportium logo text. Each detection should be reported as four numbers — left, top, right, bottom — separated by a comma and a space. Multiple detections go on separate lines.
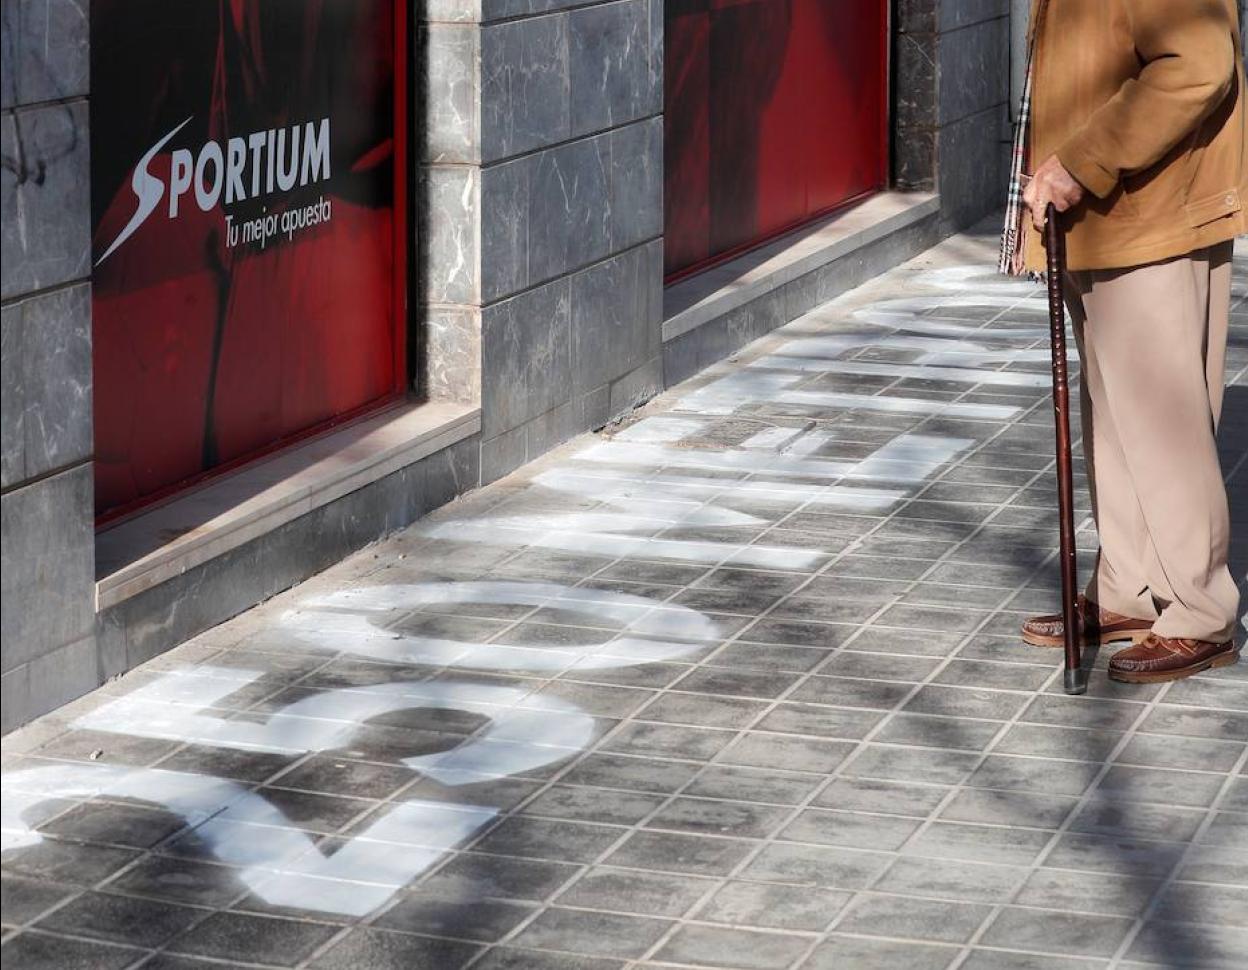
97, 117, 331, 264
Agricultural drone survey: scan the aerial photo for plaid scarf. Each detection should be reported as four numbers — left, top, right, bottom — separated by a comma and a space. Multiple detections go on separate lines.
999, 58, 1035, 275
999, 0, 1047, 276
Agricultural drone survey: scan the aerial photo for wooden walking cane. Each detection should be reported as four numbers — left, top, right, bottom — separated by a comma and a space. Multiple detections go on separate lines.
1043, 203, 1086, 695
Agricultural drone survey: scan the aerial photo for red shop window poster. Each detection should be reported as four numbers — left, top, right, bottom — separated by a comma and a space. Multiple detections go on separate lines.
90, 0, 407, 521
664, 0, 890, 280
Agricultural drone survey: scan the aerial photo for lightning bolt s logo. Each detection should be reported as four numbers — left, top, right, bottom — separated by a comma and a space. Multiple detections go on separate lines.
96, 117, 193, 266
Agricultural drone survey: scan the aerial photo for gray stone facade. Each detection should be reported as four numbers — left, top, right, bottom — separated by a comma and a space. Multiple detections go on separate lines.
896, 0, 1013, 229
421, 0, 665, 485
1, 0, 97, 731
2, 0, 1017, 732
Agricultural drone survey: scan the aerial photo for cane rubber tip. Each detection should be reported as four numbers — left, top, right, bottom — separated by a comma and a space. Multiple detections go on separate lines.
1063, 668, 1087, 695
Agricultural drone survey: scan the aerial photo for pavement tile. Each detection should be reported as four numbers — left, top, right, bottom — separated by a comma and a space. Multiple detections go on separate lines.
754, 702, 885, 739
780, 808, 922, 851
695, 880, 851, 931
375, 892, 537, 941
32, 730, 178, 767
813, 777, 949, 817
670, 667, 803, 699
1223, 777, 1248, 813
874, 856, 1027, 903
818, 651, 942, 683
471, 817, 623, 864
966, 754, 1100, 796
705, 641, 829, 673
1043, 833, 1186, 878
739, 842, 892, 889
802, 935, 959, 970
1159, 677, 1248, 712
508, 907, 672, 959
769, 593, 885, 625
653, 924, 813, 969
101, 855, 246, 908
1093, 765, 1228, 809
227, 787, 376, 834
1, 840, 141, 887
638, 693, 770, 729
308, 927, 482, 969
1069, 801, 1207, 843
934, 659, 1053, 691
646, 796, 791, 839
599, 722, 735, 761
993, 723, 1124, 761
979, 908, 1134, 958
875, 604, 989, 634
554, 868, 713, 917
557, 753, 702, 793
1113, 734, 1246, 772
266, 756, 416, 799
683, 765, 824, 805
1151, 881, 1248, 926
35, 800, 187, 849
843, 745, 981, 786
31, 890, 204, 948
901, 820, 1053, 865
419, 853, 579, 902
837, 892, 993, 943
1124, 921, 1248, 968
1175, 846, 1248, 886
0, 876, 76, 927
520, 786, 665, 826
138, 955, 269, 970
789, 676, 914, 709
1014, 868, 1161, 917
167, 911, 339, 966
959, 952, 1109, 970
938, 788, 1078, 829
874, 712, 1003, 751
602, 830, 754, 876
0, 931, 143, 970
1199, 811, 1248, 847
904, 685, 1032, 720
718, 733, 856, 774
735, 621, 850, 651
476, 949, 623, 969
1137, 706, 1248, 742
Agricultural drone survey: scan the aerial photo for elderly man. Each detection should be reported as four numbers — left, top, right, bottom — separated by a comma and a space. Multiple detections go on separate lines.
1001, 0, 1246, 683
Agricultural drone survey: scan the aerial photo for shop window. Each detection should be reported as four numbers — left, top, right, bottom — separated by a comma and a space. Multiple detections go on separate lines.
665, 0, 889, 281
90, 0, 409, 521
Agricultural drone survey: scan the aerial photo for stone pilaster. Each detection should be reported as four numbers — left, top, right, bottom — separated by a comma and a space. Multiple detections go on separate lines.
895, 0, 1012, 230
421, 0, 665, 483
0, 0, 97, 731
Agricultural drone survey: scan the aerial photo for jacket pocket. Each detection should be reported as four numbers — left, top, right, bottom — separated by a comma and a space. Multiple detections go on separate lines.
1184, 188, 1242, 228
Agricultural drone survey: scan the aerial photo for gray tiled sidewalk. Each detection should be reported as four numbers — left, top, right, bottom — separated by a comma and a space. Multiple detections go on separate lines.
3, 226, 1246, 970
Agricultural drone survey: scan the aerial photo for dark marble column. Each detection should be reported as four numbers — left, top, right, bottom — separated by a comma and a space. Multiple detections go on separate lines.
1, 0, 98, 731
421, 0, 665, 484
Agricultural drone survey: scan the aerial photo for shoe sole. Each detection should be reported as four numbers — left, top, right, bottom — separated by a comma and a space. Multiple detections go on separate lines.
1021, 627, 1152, 649
1108, 649, 1241, 684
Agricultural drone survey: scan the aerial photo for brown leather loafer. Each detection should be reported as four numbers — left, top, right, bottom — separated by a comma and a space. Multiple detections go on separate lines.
1108, 634, 1239, 684
1022, 595, 1153, 648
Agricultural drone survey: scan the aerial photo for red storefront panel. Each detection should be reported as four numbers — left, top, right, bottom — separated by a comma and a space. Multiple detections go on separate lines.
665, 0, 890, 281
90, 0, 408, 522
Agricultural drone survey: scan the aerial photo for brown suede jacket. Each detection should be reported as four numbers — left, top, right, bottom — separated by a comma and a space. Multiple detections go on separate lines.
1024, 0, 1247, 272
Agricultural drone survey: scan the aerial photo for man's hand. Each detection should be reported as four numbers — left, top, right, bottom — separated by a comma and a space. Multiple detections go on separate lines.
1022, 154, 1085, 230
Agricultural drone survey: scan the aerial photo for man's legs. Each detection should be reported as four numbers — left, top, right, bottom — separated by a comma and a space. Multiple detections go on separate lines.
1070, 242, 1237, 643
1067, 287, 1160, 622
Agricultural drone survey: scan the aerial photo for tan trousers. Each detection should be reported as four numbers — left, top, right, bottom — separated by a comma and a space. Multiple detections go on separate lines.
1065, 241, 1238, 642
